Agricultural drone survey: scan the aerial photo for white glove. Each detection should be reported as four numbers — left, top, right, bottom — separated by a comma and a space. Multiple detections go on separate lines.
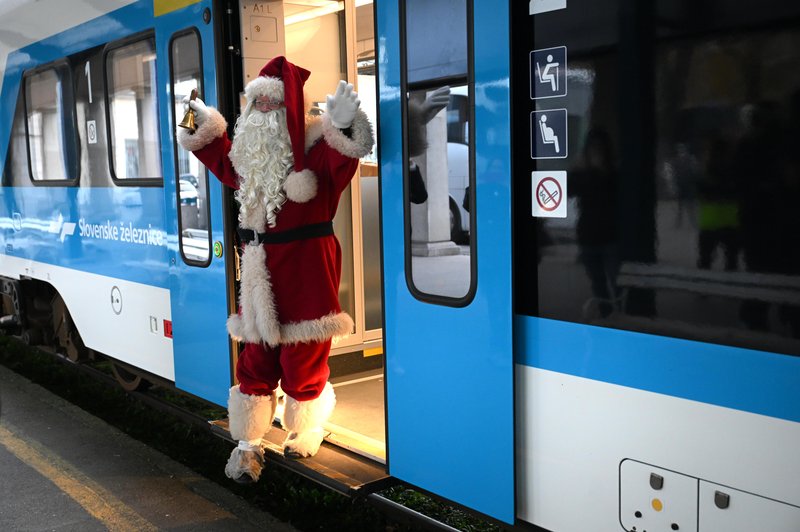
326, 80, 360, 129
420, 86, 450, 124
182, 95, 211, 126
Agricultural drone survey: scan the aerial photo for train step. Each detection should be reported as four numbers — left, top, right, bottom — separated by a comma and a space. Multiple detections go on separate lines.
208, 418, 394, 497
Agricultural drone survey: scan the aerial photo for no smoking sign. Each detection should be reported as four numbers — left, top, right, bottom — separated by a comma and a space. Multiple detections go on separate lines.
532, 171, 567, 218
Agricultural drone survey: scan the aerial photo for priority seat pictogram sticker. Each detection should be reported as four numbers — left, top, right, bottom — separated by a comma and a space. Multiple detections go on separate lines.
530, 109, 568, 159
532, 171, 567, 218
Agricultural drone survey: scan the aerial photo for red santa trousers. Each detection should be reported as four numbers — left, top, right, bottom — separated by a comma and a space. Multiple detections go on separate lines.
236, 339, 331, 401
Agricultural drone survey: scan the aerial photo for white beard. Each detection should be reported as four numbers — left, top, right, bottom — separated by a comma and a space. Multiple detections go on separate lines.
229, 105, 294, 229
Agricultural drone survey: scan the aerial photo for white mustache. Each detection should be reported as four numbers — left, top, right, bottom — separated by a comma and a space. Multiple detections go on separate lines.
246, 112, 267, 127
243, 107, 286, 135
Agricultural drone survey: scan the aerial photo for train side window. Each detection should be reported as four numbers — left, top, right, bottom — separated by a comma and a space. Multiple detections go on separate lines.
4, 83, 28, 186
401, 0, 475, 303
170, 30, 211, 265
105, 37, 162, 182
512, 3, 800, 357
24, 64, 79, 183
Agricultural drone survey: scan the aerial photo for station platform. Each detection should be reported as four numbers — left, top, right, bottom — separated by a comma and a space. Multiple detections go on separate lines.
0, 364, 297, 532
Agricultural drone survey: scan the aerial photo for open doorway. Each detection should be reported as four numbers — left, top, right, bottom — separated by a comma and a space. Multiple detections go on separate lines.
241, 0, 384, 462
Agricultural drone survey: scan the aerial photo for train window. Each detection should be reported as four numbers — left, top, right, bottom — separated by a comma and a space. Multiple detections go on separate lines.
4, 83, 28, 186
24, 64, 79, 182
512, 1, 800, 357
170, 30, 211, 265
401, 0, 475, 303
105, 37, 162, 182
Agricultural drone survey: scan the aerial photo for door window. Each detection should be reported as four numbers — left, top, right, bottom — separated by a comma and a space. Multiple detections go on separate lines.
402, 0, 475, 302
170, 30, 211, 265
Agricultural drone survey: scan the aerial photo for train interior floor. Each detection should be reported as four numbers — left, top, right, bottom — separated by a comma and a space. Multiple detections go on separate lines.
328, 368, 385, 462
322, 350, 385, 462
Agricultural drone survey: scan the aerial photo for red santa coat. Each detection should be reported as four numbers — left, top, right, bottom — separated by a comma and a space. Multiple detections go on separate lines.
180, 108, 374, 347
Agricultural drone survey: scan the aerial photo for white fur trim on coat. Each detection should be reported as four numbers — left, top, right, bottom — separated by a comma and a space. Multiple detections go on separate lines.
177, 106, 227, 152
282, 382, 336, 434
244, 75, 284, 103
321, 110, 374, 159
228, 245, 353, 346
227, 385, 277, 441
280, 312, 354, 345
227, 244, 281, 346
284, 168, 317, 203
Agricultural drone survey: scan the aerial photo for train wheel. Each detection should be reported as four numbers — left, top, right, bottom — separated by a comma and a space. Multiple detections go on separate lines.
21, 328, 42, 346
52, 293, 88, 362
111, 362, 152, 392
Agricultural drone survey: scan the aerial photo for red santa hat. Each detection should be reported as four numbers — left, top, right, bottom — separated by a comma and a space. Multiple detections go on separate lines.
243, 56, 317, 202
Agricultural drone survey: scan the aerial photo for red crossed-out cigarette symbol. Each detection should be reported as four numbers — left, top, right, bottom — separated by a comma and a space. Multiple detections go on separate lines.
536, 177, 562, 212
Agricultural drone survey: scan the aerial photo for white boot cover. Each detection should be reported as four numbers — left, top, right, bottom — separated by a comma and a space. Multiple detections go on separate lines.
282, 382, 336, 458
225, 386, 277, 482
225, 446, 265, 484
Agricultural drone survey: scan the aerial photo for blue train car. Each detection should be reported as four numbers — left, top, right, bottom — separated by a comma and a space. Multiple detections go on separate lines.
0, 0, 232, 404
1, 1, 799, 530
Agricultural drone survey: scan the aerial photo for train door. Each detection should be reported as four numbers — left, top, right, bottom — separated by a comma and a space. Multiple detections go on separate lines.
158, 1, 232, 406
377, 1, 515, 524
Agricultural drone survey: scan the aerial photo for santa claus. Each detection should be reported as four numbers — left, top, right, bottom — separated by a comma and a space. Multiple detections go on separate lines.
177, 56, 373, 484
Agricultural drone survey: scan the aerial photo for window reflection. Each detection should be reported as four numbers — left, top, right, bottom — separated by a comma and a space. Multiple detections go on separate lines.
26, 67, 76, 181
5, 90, 27, 186
107, 39, 161, 180
516, 1, 800, 356
404, 0, 474, 301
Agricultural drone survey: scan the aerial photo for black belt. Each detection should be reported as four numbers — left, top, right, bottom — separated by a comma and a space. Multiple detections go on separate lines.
237, 221, 334, 245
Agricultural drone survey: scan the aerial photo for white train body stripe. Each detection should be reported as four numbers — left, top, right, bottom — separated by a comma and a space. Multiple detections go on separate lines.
3, 255, 174, 380
516, 364, 800, 531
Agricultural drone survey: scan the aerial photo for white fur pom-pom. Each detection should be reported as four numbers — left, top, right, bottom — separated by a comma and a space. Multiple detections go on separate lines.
284, 169, 317, 203
244, 75, 284, 103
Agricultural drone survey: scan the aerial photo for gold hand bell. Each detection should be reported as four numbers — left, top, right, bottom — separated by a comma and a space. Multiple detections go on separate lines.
178, 88, 198, 132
